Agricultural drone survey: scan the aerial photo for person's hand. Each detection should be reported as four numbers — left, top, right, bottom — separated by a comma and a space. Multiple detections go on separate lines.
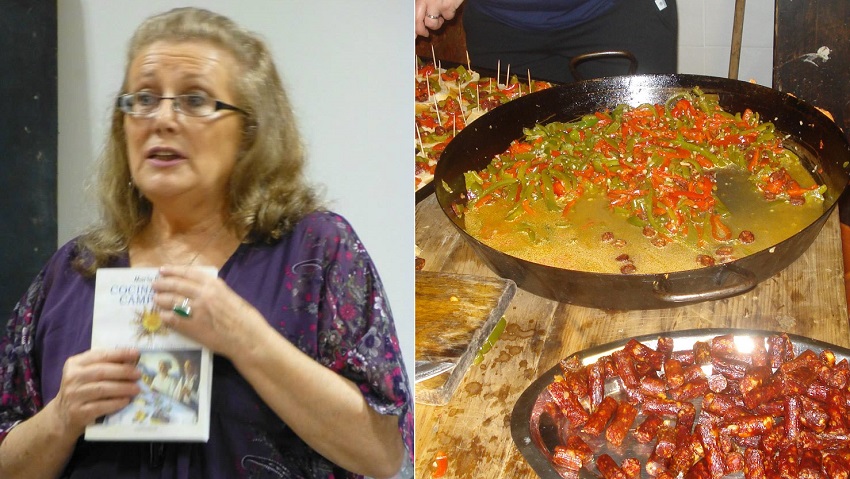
49, 349, 141, 438
415, 0, 464, 37
152, 265, 268, 359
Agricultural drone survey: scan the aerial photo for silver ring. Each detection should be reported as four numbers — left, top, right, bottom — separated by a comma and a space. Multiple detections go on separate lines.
426, 13, 441, 20
173, 297, 192, 318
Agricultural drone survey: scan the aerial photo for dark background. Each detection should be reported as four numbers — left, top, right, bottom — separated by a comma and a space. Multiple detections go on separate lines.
0, 1, 58, 314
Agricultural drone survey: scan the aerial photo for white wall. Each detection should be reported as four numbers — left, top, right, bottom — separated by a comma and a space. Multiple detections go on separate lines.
57, 1, 414, 381
677, 0, 774, 86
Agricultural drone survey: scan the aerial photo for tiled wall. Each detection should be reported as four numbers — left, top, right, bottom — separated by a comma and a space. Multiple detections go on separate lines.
677, 0, 774, 86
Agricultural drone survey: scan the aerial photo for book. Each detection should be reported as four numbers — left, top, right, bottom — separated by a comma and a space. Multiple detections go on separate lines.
84, 267, 215, 442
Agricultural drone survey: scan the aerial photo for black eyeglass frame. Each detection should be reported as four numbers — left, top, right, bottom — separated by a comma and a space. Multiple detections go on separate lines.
115, 92, 248, 117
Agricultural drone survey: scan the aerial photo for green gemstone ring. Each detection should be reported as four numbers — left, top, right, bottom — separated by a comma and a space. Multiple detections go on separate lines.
173, 298, 192, 318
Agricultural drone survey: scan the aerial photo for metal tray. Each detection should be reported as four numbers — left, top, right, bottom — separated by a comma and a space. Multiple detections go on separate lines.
510, 328, 850, 479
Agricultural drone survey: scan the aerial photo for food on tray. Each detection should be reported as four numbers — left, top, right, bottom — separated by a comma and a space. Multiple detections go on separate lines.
540, 332, 850, 478
460, 87, 828, 274
415, 60, 554, 192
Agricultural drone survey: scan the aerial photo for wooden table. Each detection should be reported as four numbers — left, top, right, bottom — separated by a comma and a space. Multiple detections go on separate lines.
414, 193, 850, 478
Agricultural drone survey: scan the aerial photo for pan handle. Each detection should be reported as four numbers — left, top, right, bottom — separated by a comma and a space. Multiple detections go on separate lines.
569, 50, 638, 81
652, 265, 759, 304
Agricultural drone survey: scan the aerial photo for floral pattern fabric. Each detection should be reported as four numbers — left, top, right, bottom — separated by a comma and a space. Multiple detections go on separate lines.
0, 211, 413, 479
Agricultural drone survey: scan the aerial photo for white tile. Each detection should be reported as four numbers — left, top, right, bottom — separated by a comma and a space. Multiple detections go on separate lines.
704, 0, 736, 47
678, 46, 706, 75
743, 0, 774, 48
738, 47, 774, 87
677, 0, 705, 47
704, 46, 732, 78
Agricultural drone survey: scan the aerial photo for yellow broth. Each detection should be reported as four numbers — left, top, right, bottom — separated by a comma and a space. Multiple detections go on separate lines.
463, 163, 825, 274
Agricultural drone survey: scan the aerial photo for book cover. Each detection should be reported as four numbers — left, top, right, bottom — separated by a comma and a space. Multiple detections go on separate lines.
85, 267, 215, 442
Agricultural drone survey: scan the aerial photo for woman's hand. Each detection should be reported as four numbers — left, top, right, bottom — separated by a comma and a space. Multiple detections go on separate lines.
415, 0, 464, 37
152, 265, 268, 359
50, 349, 141, 438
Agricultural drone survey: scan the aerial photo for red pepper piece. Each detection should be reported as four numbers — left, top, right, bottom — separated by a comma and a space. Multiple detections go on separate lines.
581, 396, 618, 437
547, 379, 589, 429
430, 450, 448, 478
596, 454, 628, 479
605, 401, 638, 447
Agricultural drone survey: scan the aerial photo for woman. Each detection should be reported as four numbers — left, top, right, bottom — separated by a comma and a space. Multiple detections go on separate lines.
0, 7, 411, 479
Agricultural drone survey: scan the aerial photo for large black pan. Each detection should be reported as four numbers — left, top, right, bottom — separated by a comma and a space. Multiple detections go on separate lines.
434, 74, 850, 310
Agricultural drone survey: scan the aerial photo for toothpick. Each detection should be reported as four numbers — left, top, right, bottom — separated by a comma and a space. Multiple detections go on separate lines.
432, 93, 441, 125
416, 124, 424, 153
528, 70, 533, 92
497, 60, 501, 87
506, 64, 511, 88
466, 50, 471, 71
452, 114, 457, 137
431, 44, 437, 64
476, 82, 481, 110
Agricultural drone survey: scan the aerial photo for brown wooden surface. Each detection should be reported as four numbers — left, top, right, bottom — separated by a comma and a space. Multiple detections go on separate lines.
414, 193, 850, 478
415, 271, 516, 405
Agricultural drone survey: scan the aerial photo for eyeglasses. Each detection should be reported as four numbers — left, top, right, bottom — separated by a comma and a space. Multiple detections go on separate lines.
116, 91, 248, 118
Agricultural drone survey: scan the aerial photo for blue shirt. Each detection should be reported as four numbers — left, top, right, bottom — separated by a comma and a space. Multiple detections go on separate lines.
469, 0, 623, 31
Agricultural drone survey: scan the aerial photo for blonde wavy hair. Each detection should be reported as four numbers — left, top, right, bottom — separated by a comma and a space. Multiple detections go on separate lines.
75, 7, 321, 275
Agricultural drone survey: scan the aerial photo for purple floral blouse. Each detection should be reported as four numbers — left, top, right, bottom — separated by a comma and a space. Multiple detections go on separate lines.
0, 211, 413, 479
